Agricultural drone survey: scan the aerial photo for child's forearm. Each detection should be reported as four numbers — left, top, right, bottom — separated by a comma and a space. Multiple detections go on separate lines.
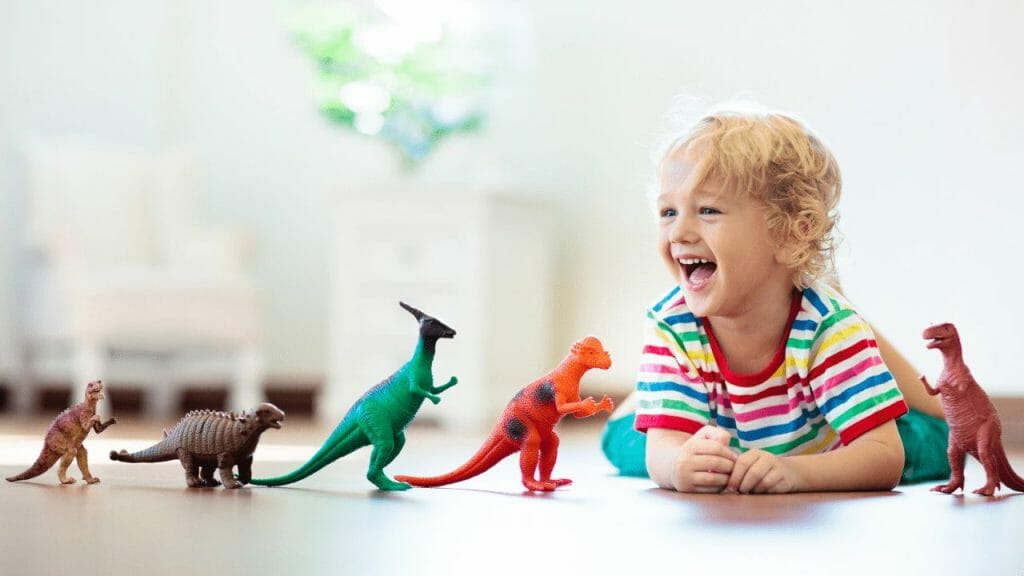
784, 421, 905, 492
646, 428, 692, 490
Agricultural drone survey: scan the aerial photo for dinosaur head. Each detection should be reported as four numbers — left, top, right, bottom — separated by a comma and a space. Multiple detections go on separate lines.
400, 301, 456, 340
923, 323, 961, 353
84, 380, 105, 403
250, 403, 286, 429
571, 336, 612, 370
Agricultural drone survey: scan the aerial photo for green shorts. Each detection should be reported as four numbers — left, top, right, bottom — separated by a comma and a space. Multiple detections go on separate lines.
600, 409, 950, 484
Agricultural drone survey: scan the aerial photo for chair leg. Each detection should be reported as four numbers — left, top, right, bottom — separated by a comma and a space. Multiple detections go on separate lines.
145, 355, 178, 419
230, 344, 263, 411
11, 343, 37, 414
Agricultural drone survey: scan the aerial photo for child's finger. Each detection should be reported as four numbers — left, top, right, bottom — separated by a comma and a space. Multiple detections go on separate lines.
693, 439, 737, 461
727, 452, 756, 491
694, 425, 732, 446
737, 456, 772, 493
693, 454, 735, 475
752, 468, 781, 494
691, 471, 730, 490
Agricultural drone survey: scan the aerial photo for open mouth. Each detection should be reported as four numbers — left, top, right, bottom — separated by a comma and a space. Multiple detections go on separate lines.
925, 337, 946, 349
679, 257, 717, 289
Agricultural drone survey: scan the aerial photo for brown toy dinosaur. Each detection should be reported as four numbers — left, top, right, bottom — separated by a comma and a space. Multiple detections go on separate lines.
109, 403, 285, 488
396, 336, 614, 491
6, 380, 117, 485
920, 322, 1024, 496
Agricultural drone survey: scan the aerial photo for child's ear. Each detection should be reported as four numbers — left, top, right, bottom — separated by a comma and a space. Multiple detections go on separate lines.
773, 238, 801, 267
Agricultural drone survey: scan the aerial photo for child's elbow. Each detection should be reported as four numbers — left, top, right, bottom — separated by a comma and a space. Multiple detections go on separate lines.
877, 444, 905, 490
854, 421, 905, 490
872, 430, 906, 490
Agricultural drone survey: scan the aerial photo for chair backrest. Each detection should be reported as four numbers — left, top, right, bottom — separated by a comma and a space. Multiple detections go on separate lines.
22, 141, 200, 270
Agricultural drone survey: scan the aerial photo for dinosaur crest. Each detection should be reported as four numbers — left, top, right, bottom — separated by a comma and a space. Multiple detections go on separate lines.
400, 301, 456, 340
571, 336, 612, 369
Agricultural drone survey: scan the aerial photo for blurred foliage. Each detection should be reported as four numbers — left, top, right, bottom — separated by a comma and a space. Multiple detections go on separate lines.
287, 2, 494, 167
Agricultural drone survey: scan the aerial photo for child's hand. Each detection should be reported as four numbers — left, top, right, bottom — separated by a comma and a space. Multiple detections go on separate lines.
670, 425, 737, 493
725, 449, 797, 494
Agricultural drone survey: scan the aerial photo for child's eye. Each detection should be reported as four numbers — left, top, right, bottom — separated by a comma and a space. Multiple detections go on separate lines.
699, 207, 721, 216
660, 208, 677, 218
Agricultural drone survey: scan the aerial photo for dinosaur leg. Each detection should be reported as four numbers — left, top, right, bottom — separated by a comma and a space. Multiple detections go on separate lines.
178, 449, 204, 488
75, 445, 100, 484
972, 421, 1002, 496
217, 454, 242, 489
538, 431, 571, 487
932, 437, 966, 494
362, 420, 410, 491
58, 449, 77, 484
200, 465, 221, 487
518, 421, 555, 491
236, 456, 253, 485
382, 431, 407, 469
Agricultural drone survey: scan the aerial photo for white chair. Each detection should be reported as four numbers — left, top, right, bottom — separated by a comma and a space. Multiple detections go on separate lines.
12, 141, 265, 418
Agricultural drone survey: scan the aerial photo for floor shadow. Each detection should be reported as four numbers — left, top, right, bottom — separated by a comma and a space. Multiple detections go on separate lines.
643, 487, 902, 525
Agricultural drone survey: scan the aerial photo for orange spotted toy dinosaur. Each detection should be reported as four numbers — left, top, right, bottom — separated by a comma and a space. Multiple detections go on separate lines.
396, 336, 614, 491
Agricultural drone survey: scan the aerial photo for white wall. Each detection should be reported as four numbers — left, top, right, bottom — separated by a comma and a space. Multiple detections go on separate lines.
1, 0, 1022, 394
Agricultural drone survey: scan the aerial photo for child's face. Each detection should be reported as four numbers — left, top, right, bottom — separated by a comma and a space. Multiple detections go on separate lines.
656, 148, 793, 320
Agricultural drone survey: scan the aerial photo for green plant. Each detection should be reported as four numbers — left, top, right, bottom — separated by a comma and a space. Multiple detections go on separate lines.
288, 2, 493, 166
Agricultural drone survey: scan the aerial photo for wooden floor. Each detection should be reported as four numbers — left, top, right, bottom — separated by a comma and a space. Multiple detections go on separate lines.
1, 416, 1022, 575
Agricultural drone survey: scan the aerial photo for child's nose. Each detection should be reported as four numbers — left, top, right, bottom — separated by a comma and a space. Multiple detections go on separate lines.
669, 213, 699, 243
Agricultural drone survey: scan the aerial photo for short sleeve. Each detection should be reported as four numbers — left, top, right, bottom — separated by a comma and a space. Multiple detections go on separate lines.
634, 311, 711, 434
807, 310, 908, 445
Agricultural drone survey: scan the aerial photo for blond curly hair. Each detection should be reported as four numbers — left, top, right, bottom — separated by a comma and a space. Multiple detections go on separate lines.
661, 105, 842, 287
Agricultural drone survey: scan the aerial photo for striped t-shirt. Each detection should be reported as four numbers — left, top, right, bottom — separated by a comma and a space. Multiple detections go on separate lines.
634, 282, 908, 454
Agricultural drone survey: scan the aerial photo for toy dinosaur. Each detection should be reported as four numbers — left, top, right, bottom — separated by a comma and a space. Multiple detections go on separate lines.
251, 301, 457, 491
396, 336, 614, 492
920, 322, 1024, 496
7, 380, 117, 485
109, 403, 285, 489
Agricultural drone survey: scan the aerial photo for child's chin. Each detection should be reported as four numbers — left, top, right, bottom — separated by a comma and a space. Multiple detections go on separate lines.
679, 289, 711, 315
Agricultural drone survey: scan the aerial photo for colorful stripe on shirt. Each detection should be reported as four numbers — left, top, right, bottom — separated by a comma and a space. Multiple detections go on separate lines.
634, 282, 908, 455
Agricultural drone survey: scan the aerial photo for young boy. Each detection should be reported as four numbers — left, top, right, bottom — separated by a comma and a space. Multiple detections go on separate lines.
625, 105, 936, 493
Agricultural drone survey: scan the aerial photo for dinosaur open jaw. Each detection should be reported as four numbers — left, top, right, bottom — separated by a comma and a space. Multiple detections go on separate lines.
269, 420, 283, 429
926, 337, 947, 349
679, 257, 717, 290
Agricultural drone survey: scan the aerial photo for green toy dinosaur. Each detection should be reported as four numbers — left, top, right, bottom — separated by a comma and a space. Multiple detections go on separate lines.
251, 301, 457, 490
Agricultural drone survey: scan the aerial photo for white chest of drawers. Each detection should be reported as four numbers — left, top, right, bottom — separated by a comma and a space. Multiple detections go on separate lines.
325, 192, 555, 430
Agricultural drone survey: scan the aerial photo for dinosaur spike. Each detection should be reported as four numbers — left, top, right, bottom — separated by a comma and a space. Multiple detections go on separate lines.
399, 301, 425, 321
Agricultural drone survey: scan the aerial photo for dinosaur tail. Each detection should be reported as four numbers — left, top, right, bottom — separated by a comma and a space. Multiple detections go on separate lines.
250, 418, 365, 487
995, 443, 1024, 492
109, 438, 178, 464
395, 430, 519, 487
6, 446, 61, 482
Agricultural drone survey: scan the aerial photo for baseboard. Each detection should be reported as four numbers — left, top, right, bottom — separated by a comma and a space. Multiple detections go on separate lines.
0, 377, 322, 418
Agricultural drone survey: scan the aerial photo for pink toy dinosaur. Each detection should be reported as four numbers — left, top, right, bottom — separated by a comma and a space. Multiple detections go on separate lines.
920, 323, 1024, 496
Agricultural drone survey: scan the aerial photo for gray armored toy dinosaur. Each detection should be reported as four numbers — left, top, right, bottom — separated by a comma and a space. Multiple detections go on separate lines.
7, 380, 116, 484
109, 403, 285, 489
251, 301, 457, 490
